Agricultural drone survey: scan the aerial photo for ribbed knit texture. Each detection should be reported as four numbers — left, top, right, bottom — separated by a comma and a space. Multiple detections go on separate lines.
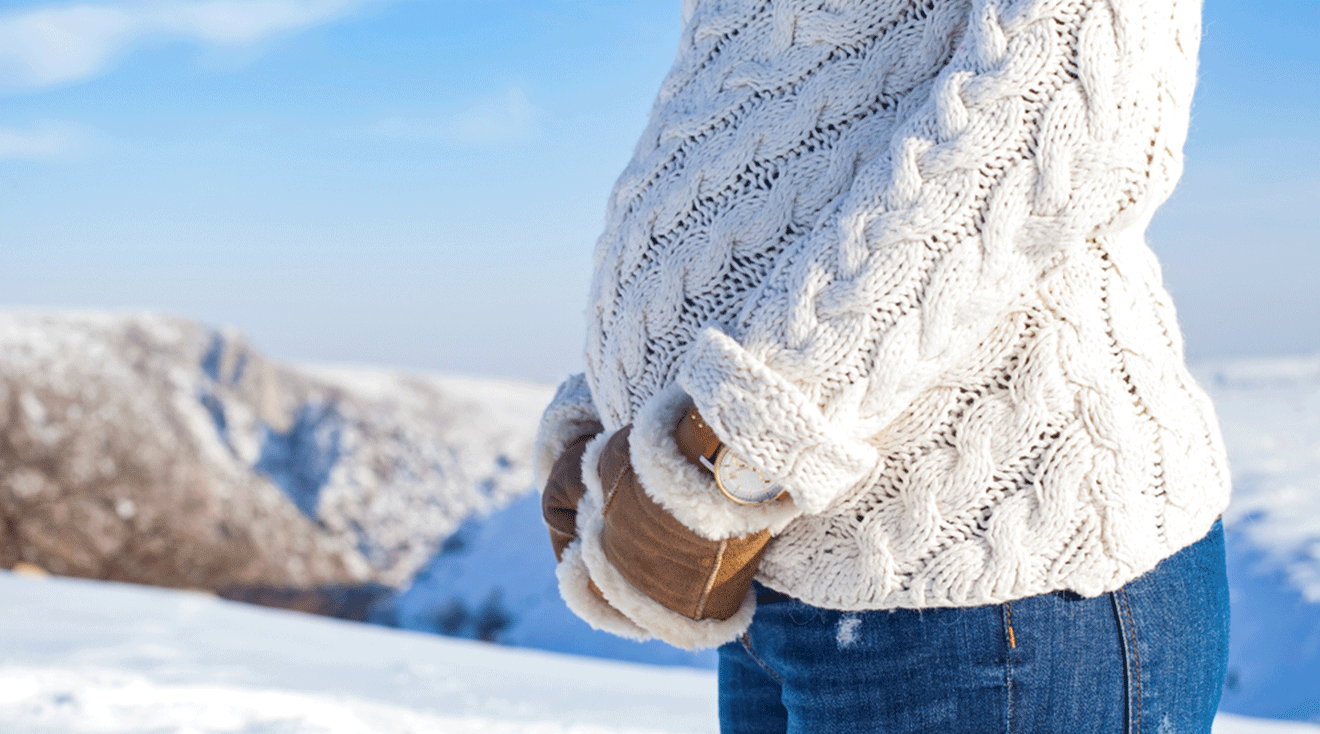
546, 0, 1231, 615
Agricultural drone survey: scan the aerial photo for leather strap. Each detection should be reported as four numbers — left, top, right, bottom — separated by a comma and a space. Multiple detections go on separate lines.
673, 408, 722, 473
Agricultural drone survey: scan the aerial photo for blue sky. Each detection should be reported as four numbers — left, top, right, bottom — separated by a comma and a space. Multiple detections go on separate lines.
2, 0, 1317, 383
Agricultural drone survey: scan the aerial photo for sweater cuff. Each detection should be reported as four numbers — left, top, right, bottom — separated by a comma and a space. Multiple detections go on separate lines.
677, 326, 880, 515
572, 428, 758, 651
533, 373, 603, 491
630, 384, 802, 540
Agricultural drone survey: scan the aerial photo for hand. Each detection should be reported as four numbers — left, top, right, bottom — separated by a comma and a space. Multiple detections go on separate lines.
596, 427, 771, 621
542, 432, 596, 562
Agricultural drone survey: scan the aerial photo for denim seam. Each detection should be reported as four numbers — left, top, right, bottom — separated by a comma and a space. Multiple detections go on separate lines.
739, 632, 785, 686
1125, 591, 1143, 734
1003, 603, 1016, 734
1113, 589, 1142, 734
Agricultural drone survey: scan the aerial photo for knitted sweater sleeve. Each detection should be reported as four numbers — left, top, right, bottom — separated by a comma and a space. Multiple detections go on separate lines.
661, 0, 1200, 516
532, 373, 603, 492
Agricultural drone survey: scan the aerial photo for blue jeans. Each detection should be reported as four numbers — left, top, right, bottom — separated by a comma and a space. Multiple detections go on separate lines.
719, 520, 1229, 733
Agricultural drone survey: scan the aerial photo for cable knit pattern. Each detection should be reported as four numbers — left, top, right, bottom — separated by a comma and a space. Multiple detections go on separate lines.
532, 373, 602, 492
540, 0, 1231, 620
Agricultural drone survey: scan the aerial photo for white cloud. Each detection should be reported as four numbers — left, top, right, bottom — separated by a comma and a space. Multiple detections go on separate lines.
0, 122, 85, 159
371, 86, 541, 146
0, 0, 382, 90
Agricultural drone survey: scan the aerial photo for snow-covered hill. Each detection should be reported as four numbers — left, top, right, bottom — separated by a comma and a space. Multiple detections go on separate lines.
0, 312, 549, 594
0, 570, 1311, 734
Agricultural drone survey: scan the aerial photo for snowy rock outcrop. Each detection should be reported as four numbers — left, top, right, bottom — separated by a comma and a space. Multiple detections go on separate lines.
0, 312, 549, 593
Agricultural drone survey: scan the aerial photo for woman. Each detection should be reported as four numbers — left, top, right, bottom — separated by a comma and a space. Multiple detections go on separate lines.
535, 0, 1231, 731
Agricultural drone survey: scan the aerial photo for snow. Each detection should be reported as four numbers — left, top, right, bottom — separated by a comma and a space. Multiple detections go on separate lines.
1197, 357, 1320, 723
1199, 357, 1320, 601
1215, 718, 1320, 734
0, 571, 716, 734
0, 570, 1310, 734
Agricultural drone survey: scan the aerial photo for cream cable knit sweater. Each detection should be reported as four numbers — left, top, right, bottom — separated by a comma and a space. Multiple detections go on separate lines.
536, 0, 1231, 649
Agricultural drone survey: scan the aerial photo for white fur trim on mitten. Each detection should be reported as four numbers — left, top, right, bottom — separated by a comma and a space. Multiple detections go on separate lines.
631, 383, 802, 540
533, 373, 603, 490
555, 540, 652, 642
570, 428, 758, 651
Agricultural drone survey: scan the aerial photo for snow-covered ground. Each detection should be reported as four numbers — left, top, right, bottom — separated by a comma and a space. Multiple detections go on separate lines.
0, 570, 1312, 734
0, 570, 715, 734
